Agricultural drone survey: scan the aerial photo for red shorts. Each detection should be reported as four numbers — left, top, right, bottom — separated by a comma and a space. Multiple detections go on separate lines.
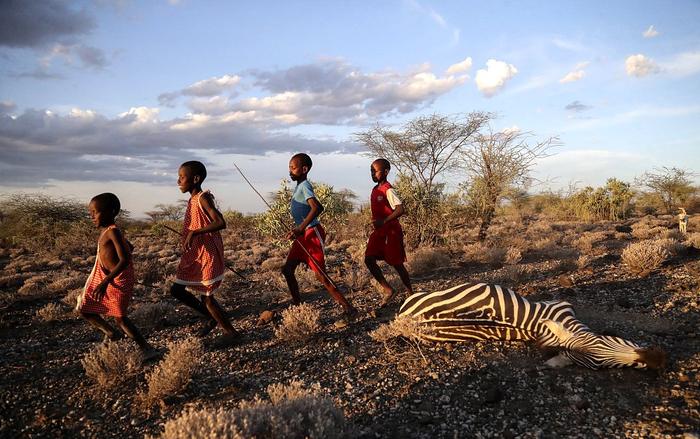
286, 225, 326, 274
365, 223, 406, 265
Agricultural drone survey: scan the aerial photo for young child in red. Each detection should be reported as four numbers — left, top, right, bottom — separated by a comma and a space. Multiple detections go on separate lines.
364, 159, 413, 307
282, 153, 358, 323
170, 161, 239, 343
77, 192, 158, 360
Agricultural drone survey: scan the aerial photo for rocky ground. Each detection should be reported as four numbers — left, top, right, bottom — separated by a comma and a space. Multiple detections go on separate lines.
0, 217, 698, 438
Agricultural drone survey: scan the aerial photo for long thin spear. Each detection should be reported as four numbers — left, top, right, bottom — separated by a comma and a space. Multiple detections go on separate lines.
233, 162, 339, 289
160, 223, 249, 283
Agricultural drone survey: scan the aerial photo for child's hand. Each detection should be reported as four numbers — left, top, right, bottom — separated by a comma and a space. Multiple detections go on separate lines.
286, 226, 304, 240
372, 218, 385, 229
93, 281, 108, 301
183, 231, 195, 250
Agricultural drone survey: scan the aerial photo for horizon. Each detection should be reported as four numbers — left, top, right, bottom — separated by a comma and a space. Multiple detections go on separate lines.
1, 1, 699, 217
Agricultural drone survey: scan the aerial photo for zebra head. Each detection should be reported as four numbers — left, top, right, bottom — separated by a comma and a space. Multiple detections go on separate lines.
540, 320, 666, 370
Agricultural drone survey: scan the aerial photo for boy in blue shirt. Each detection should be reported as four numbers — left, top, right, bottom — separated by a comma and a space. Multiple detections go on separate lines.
282, 153, 358, 322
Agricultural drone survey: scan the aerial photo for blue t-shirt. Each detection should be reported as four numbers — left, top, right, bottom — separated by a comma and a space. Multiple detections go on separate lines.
290, 180, 320, 228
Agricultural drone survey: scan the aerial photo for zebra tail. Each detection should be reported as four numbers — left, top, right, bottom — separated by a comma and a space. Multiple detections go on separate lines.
635, 346, 667, 370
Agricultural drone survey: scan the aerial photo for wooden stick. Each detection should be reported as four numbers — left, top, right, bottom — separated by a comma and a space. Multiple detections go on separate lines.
233, 162, 338, 289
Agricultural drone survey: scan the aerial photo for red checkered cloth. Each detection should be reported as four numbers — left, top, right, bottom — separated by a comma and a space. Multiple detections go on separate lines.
174, 191, 225, 295
76, 225, 134, 318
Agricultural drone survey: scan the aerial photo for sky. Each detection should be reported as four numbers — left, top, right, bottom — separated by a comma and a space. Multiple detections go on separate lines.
1, 0, 699, 217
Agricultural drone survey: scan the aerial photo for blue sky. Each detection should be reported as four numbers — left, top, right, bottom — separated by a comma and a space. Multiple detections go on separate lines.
1, 0, 698, 216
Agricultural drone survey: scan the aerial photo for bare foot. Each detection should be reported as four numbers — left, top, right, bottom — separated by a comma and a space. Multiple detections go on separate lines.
196, 319, 218, 338
379, 288, 396, 308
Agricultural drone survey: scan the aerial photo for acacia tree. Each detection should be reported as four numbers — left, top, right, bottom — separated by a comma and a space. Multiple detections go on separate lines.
461, 127, 558, 240
356, 112, 491, 246
634, 167, 697, 214
356, 112, 491, 193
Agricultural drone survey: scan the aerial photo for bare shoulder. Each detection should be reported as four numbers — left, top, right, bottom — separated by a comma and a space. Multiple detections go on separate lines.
199, 191, 215, 207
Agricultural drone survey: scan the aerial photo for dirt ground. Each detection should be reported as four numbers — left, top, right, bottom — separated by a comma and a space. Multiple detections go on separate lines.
1, 217, 698, 438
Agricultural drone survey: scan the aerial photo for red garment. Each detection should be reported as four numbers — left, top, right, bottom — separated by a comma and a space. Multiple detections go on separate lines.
365, 181, 406, 265
286, 224, 327, 275
77, 225, 134, 318
174, 191, 225, 295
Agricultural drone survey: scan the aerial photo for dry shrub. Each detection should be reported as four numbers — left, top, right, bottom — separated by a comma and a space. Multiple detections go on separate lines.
531, 237, 557, 252
485, 246, 507, 266
81, 340, 143, 390
62, 288, 82, 308
621, 240, 669, 275
632, 224, 665, 240
370, 315, 434, 374
47, 275, 84, 294
154, 381, 346, 439
574, 231, 608, 253
685, 232, 700, 249
662, 229, 683, 240
136, 257, 168, 286
407, 247, 450, 276
528, 220, 552, 235
260, 256, 285, 272
131, 303, 177, 328
653, 238, 685, 257
489, 264, 529, 287
343, 266, 371, 292
34, 303, 66, 322
503, 247, 522, 265
371, 314, 434, 344
554, 258, 578, 273
614, 232, 631, 241
17, 275, 50, 296
0, 273, 29, 289
274, 303, 321, 342
577, 254, 594, 269
463, 242, 488, 263
137, 337, 202, 412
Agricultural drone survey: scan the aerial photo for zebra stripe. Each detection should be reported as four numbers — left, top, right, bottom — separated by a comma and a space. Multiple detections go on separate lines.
397, 283, 660, 370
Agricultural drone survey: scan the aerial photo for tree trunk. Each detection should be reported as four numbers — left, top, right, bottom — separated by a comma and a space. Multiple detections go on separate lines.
478, 206, 495, 241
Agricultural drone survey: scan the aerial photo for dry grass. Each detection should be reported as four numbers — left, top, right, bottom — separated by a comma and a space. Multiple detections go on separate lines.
135, 257, 168, 286
137, 337, 202, 413
131, 303, 177, 328
685, 232, 700, 249
370, 314, 434, 344
154, 381, 346, 439
503, 247, 522, 265
370, 315, 435, 375
463, 242, 488, 263
34, 303, 67, 322
577, 254, 594, 269
653, 238, 685, 257
17, 275, 50, 296
343, 266, 371, 292
621, 240, 669, 275
46, 276, 84, 294
273, 303, 321, 343
61, 288, 82, 308
260, 256, 285, 272
489, 264, 529, 288
81, 340, 143, 390
407, 247, 450, 276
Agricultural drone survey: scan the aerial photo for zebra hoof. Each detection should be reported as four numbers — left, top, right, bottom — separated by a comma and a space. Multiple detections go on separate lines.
545, 354, 573, 368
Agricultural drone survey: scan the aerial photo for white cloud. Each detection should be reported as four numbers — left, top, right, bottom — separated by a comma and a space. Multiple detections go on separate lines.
559, 69, 585, 83
446, 57, 472, 75
183, 74, 241, 96
643, 25, 659, 38
475, 59, 518, 97
625, 54, 659, 77
662, 51, 700, 77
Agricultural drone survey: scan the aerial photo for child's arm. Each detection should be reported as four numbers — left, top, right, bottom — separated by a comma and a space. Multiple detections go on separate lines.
183, 192, 226, 250
373, 204, 405, 228
94, 228, 131, 301
288, 197, 324, 239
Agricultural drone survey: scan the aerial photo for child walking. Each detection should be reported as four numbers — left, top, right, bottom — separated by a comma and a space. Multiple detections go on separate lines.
77, 193, 158, 360
282, 153, 358, 322
364, 159, 413, 307
169, 160, 239, 343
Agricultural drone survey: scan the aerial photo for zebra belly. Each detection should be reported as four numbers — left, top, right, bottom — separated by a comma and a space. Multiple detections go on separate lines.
420, 318, 540, 342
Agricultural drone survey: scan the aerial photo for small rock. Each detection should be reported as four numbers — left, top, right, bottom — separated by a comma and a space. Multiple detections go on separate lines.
558, 274, 574, 287
256, 310, 274, 326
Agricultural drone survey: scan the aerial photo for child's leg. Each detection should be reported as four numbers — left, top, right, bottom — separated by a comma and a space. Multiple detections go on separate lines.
313, 271, 357, 315
392, 263, 414, 295
81, 312, 121, 339
201, 295, 238, 336
170, 283, 214, 320
282, 260, 303, 305
364, 256, 395, 304
114, 316, 155, 353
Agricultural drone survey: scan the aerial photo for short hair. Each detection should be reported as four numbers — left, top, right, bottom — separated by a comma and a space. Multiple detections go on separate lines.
292, 153, 312, 169
374, 158, 391, 171
91, 193, 121, 216
180, 160, 207, 181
